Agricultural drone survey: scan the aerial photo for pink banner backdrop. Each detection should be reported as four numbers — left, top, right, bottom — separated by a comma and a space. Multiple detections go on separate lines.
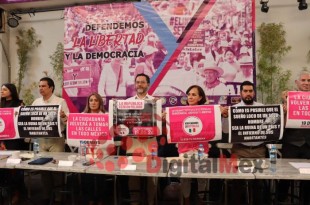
67, 113, 111, 140
63, 0, 255, 112
166, 105, 222, 143
0, 108, 16, 140
286, 91, 310, 128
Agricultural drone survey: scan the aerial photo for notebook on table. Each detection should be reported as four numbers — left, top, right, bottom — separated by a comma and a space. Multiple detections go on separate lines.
28, 157, 53, 165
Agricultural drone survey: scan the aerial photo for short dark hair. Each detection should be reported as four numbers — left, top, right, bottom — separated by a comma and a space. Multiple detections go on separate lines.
240, 81, 254, 92
40, 77, 55, 93
135, 73, 150, 84
186, 85, 207, 105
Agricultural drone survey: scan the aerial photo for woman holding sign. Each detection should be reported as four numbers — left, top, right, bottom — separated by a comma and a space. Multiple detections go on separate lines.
81, 92, 113, 205
0, 83, 25, 205
0, 83, 24, 150
178, 85, 210, 205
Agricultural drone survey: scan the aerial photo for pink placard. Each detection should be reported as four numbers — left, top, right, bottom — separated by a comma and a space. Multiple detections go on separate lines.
0, 108, 16, 139
287, 91, 310, 128
167, 105, 220, 143
288, 91, 310, 120
67, 113, 111, 140
63, 65, 91, 88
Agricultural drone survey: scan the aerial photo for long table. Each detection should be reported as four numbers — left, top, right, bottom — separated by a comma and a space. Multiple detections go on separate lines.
1, 152, 310, 205
254, 158, 310, 180
1, 152, 310, 179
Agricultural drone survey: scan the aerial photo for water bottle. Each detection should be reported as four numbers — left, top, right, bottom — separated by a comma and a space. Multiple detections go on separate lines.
151, 144, 158, 168
198, 144, 204, 161
269, 144, 277, 164
270, 162, 276, 173
33, 138, 40, 158
79, 141, 87, 163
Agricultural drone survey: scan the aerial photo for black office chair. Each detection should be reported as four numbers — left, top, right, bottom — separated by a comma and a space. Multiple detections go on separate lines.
49, 181, 75, 205
0, 183, 12, 205
266, 144, 302, 205
48, 141, 79, 205
195, 144, 224, 205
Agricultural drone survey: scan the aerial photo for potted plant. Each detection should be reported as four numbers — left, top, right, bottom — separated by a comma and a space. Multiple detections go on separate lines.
257, 23, 292, 104
15, 27, 41, 104
49, 42, 64, 96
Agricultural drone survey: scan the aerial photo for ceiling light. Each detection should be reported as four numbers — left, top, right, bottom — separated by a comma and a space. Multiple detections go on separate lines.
298, 0, 308, 10
7, 14, 21, 28
260, 0, 269, 13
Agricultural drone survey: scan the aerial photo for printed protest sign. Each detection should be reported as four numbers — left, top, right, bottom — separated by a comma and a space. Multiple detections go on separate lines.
229, 105, 284, 143
0, 108, 17, 140
17, 105, 61, 138
286, 91, 310, 128
166, 105, 222, 143
67, 113, 111, 140
63, 65, 91, 88
109, 100, 162, 137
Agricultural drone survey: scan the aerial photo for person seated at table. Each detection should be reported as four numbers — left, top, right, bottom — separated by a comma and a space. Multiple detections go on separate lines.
0, 83, 26, 205
126, 73, 158, 205
32, 77, 69, 203
278, 70, 310, 204
222, 81, 267, 205
177, 85, 226, 205
80, 92, 114, 205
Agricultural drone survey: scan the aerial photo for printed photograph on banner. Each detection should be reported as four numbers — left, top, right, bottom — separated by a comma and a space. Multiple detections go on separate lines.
166, 105, 222, 143
286, 91, 310, 128
17, 105, 62, 138
228, 105, 284, 143
63, 65, 91, 97
153, 0, 254, 105
109, 99, 162, 137
152, 0, 202, 38
0, 108, 18, 140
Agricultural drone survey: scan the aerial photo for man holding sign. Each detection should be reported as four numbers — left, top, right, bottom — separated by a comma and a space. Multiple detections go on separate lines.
32, 77, 69, 202
223, 81, 267, 205
32, 77, 69, 151
279, 70, 310, 203
230, 81, 266, 158
126, 73, 158, 205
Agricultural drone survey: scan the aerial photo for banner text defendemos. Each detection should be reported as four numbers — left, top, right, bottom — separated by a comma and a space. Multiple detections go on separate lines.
85, 21, 144, 31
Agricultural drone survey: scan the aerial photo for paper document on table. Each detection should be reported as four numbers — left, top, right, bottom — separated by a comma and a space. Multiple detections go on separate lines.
290, 162, 310, 174
120, 164, 136, 171
299, 168, 310, 174
289, 162, 310, 169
